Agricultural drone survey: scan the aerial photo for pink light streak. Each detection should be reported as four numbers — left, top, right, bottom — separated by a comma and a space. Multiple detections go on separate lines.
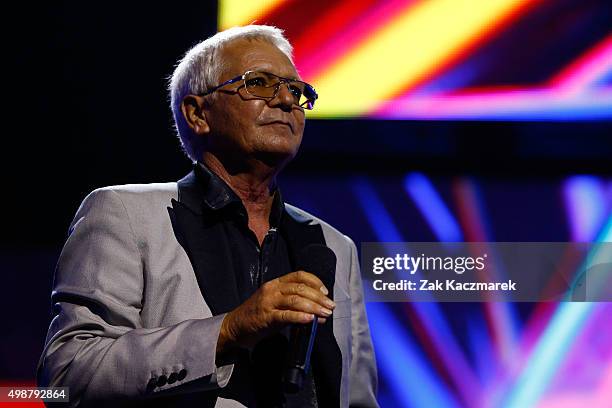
372, 35, 612, 119
535, 304, 612, 408
452, 178, 518, 359
402, 302, 482, 407
563, 176, 611, 242
373, 87, 612, 119
291, 0, 378, 74
297, 0, 417, 81
549, 34, 612, 96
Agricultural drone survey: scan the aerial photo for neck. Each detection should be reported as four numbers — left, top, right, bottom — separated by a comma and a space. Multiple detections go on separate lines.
202, 152, 276, 218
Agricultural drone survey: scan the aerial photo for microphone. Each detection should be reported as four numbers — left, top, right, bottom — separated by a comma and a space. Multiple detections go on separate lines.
283, 244, 337, 393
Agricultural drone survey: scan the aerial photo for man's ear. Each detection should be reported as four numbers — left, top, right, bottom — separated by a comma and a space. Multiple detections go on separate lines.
181, 95, 210, 135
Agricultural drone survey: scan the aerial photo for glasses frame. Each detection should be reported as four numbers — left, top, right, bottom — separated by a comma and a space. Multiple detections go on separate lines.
198, 70, 318, 110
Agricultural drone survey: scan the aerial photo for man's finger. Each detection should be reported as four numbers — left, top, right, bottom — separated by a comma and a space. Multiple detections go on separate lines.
277, 294, 333, 317
279, 282, 335, 310
273, 309, 315, 324
278, 270, 328, 294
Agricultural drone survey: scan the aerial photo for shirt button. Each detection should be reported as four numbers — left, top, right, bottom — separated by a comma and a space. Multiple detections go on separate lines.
177, 369, 187, 381
168, 372, 178, 384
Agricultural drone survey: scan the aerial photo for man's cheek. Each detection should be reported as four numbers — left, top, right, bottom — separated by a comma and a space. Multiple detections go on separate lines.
295, 120, 306, 136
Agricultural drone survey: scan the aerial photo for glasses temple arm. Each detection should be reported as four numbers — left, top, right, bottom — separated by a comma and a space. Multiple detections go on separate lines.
199, 75, 243, 96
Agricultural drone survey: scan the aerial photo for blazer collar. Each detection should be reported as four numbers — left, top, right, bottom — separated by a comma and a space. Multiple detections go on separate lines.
176, 162, 241, 215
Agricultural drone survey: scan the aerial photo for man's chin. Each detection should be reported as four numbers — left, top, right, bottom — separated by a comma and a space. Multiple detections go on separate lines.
254, 148, 298, 168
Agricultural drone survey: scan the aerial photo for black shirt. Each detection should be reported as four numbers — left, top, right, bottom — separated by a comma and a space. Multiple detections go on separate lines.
195, 163, 317, 408
196, 162, 291, 300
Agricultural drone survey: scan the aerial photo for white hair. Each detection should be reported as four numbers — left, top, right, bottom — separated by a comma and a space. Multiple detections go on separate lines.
168, 25, 294, 162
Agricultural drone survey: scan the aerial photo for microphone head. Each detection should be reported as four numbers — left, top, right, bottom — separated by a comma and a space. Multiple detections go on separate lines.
296, 244, 337, 286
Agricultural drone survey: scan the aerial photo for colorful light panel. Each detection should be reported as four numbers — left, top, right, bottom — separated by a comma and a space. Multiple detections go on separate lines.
219, 0, 612, 120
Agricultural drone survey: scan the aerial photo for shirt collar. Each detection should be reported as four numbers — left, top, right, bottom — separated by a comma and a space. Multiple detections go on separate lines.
195, 162, 285, 227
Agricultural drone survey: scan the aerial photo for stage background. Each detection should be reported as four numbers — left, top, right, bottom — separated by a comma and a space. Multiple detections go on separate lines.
3, 1, 611, 407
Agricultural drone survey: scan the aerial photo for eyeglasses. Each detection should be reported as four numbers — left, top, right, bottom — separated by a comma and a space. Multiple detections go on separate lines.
199, 70, 318, 110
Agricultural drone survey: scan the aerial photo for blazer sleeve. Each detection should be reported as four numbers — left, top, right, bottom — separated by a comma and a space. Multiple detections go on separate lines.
346, 236, 380, 407
36, 188, 234, 407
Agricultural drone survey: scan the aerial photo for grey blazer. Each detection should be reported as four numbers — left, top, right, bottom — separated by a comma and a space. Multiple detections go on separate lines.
37, 170, 378, 407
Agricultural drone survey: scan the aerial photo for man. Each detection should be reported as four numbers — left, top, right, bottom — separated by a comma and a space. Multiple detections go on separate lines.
37, 25, 378, 407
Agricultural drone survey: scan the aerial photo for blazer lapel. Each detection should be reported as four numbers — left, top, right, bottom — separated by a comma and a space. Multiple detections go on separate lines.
168, 169, 241, 315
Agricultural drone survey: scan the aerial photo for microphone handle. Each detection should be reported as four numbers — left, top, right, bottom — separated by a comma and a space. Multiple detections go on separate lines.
284, 317, 318, 393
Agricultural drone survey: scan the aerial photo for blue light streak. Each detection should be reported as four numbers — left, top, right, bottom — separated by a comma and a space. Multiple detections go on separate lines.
404, 173, 463, 242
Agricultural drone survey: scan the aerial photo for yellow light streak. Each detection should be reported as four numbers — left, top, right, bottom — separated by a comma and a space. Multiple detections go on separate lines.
307, 0, 532, 117
219, 0, 287, 30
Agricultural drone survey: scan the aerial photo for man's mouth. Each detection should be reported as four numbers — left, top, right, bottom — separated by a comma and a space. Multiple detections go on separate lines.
263, 120, 294, 132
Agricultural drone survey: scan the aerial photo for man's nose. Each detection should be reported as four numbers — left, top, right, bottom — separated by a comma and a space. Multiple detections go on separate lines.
269, 82, 295, 111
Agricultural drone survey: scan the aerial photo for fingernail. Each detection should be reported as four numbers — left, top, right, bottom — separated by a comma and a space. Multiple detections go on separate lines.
326, 299, 336, 308
320, 307, 332, 316
320, 286, 329, 295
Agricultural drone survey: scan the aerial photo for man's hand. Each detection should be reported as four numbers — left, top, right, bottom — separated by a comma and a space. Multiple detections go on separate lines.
216, 271, 336, 356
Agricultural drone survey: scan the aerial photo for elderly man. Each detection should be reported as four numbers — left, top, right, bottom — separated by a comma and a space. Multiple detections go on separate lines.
37, 25, 378, 407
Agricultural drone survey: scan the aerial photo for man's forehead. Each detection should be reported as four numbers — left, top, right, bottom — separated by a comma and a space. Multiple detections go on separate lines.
219, 38, 298, 79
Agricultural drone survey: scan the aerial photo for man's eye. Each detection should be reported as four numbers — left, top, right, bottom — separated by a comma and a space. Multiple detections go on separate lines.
289, 85, 303, 98
246, 77, 266, 87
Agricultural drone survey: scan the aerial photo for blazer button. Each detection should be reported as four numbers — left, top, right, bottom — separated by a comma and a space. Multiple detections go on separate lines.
168, 372, 178, 384
146, 378, 157, 392
156, 375, 167, 387
177, 369, 187, 381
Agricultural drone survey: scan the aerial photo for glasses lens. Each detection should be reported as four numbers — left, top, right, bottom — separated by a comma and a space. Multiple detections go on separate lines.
244, 71, 317, 110
244, 71, 276, 97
